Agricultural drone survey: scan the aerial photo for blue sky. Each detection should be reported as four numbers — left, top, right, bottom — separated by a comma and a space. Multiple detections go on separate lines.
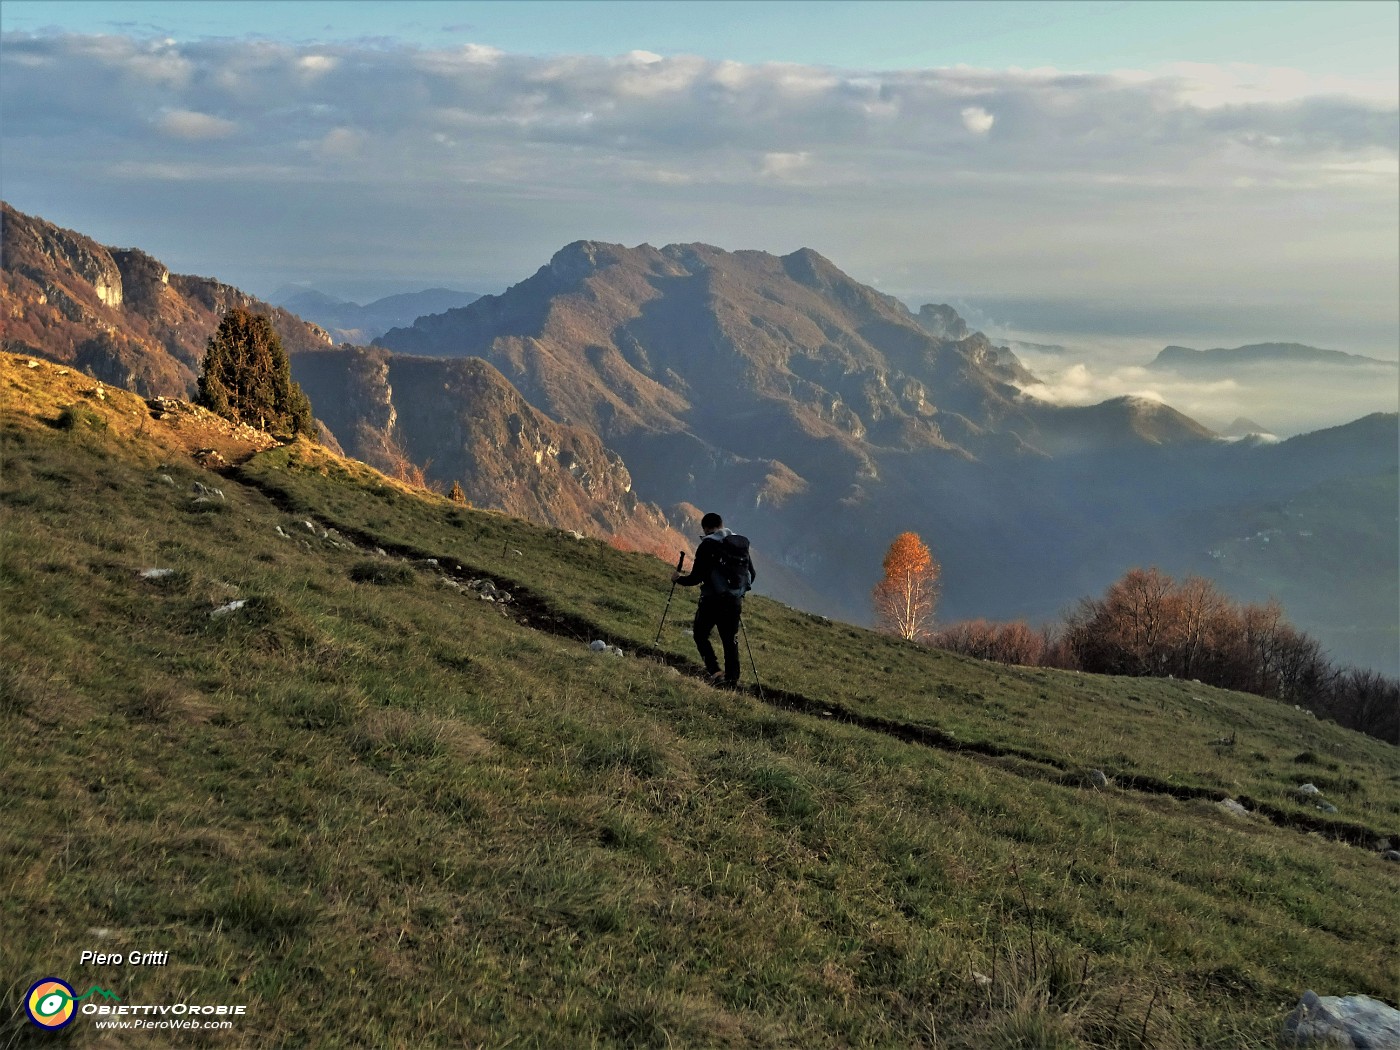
7, 1, 1398, 77
2, 0, 1397, 387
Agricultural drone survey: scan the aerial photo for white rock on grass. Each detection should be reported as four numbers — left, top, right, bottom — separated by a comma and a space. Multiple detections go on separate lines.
138, 568, 175, 580
589, 640, 608, 652
210, 599, 249, 618
1089, 769, 1110, 790
1296, 783, 1323, 796
1283, 990, 1400, 1048
1219, 798, 1251, 819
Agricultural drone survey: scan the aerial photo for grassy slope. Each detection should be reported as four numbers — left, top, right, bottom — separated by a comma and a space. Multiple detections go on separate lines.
2, 355, 1397, 1049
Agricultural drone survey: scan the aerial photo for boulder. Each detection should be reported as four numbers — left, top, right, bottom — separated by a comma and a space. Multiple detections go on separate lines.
1282, 990, 1400, 1048
1219, 799, 1251, 819
1296, 783, 1322, 796
1089, 769, 1110, 790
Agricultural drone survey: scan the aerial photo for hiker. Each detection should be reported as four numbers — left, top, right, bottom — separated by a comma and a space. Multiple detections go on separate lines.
672, 512, 755, 686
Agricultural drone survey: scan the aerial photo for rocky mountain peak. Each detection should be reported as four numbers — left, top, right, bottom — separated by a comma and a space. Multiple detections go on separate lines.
916, 303, 970, 342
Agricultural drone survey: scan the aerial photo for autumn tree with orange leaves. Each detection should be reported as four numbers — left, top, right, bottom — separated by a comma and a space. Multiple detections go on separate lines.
873, 531, 940, 641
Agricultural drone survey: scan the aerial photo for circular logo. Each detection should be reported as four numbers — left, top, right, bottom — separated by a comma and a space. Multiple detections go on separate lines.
25, 978, 77, 1029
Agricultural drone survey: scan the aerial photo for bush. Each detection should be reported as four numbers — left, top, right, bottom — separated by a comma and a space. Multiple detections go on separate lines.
348, 560, 415, 585
56, 405, 107, 431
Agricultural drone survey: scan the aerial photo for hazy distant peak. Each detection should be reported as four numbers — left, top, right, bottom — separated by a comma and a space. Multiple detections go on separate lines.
1222, 416, 1270, 437
1152, 342, 1395, 370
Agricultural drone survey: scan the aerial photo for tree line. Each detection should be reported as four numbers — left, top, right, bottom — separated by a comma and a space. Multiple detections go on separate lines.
873, 535, 1396, 744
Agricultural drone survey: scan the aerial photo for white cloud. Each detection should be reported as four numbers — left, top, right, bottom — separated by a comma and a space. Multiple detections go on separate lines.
960, 106, 995, 134
759, 151, 812, 179
156, 108, 237, 139
1, 31, 1393, 350
297, 54, 338, 77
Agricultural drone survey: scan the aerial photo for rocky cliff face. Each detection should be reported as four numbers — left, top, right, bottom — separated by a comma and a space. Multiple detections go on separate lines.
292, 347, 691, 552
1, 201, 332, 398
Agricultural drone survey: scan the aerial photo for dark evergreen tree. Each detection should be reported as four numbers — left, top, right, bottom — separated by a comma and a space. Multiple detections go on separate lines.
198, 308, 315, 437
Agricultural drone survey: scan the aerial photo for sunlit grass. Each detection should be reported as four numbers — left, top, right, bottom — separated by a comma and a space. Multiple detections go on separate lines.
2, 357, 1396, 1047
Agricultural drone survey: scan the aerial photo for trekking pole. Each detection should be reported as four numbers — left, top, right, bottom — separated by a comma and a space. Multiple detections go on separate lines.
739, 614, 764, 700
654, 551, 686, 645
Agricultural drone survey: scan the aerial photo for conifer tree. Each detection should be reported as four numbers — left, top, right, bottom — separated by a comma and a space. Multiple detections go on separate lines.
198, 308, 315, 437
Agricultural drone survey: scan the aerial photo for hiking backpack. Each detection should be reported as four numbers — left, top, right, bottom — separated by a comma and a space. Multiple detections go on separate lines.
709, 534, 753, 598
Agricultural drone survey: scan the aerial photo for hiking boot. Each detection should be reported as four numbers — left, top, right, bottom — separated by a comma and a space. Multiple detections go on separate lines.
705, 670, 726, 686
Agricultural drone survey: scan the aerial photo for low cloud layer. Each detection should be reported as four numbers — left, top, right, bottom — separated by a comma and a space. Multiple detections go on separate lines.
1012, 352, 1399, 437
3, 31, 1396, 349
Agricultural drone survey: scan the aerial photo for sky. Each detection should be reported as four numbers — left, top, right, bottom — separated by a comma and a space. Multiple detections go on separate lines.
2, 1, 1398, 388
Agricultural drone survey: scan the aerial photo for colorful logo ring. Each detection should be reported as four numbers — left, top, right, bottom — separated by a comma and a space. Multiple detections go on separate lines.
25, 978, 77, 1029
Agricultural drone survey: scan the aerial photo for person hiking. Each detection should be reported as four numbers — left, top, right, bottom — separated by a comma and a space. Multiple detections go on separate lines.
671, 512, 755, 686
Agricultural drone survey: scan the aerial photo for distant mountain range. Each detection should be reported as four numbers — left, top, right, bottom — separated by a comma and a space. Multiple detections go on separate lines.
275, 287, 481, 343
1149, 342, 1398, 372
4, 202, 1394, 673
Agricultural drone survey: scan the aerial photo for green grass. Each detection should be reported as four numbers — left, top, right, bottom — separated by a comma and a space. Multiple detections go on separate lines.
2, 360, 1397, 1047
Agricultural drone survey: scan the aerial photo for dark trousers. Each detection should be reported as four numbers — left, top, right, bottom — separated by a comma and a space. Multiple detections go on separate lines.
693, 595, 742, 682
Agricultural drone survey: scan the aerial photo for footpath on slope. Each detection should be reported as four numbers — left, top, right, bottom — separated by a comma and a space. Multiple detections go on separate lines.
220, 457, 1393, 854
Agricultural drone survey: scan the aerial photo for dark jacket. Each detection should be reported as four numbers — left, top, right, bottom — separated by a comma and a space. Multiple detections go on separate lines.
676, 528, 755, 600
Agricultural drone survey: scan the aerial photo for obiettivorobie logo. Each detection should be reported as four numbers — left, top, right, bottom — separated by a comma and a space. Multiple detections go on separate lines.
24, 978, 120, 1029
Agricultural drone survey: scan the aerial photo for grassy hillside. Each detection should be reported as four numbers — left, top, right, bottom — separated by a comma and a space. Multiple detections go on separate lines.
2, 354, 1396, 1048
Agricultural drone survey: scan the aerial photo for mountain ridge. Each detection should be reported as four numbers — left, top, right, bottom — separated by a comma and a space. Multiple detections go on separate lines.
1150, 342, 1398, 371
1, 201, 334, 397
276, 286, 481, 343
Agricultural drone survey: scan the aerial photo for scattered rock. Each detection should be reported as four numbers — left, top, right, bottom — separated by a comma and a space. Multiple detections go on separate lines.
138, 568, 175, 580
1315, 802, 1339, 814
1089, 769, 1110, 790
301, 521, 317, 533
1296, 783, 1322, 796
192, 448, 227, 468
568, 530, 585, 540
27, 359, 40, 368
1219, 798, 1251, 819
590, 640, 608, 652
275, 525, 289, 538
1382, 851, 1400, 864
210, 599, 248, 618
192, 481, 224, 501
156, 474, 175, 486
1283, 990, 1400, 1048
375, 548, 387, 557
971, 971, 992, 988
